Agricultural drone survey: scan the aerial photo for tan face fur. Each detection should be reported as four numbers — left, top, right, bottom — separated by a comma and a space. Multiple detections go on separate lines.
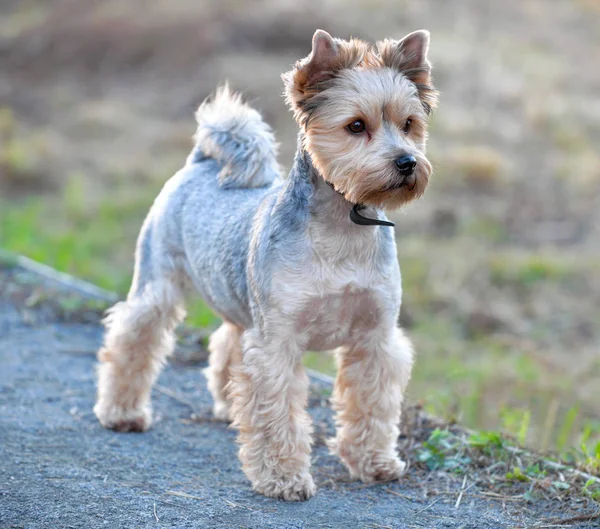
283, 30, 438, 209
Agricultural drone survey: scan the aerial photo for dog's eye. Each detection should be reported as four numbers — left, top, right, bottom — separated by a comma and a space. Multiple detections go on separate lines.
402, 118, 412, 134
347, 119, 366, 134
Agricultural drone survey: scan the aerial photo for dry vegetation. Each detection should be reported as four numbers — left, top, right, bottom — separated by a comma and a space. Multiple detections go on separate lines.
1, 0, 599, 455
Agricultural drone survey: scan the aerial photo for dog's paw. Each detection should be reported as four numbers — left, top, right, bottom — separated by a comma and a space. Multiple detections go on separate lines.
94, 402, 152, 433
254, 473, 316, 501
356, 456, 407, 483
330, 438, 407, 483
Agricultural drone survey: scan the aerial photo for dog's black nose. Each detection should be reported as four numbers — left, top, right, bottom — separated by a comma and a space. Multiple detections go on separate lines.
395, 155, 417, 177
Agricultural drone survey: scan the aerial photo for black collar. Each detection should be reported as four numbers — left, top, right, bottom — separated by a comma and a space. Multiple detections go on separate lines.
326, 182, 395, 227
349, 203, 395, 227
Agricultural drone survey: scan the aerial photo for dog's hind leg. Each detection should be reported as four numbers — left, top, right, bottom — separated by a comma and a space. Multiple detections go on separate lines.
93, 278, 185, 432
204, 321, 243, 421
94, 224, 186, 432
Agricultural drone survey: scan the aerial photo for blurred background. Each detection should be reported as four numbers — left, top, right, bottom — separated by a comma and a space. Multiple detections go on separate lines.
1, 0, 599, 453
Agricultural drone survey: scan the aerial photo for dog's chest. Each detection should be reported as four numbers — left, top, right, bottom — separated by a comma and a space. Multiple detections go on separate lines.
275, 259, 400, 351
269, 219, 400, 351
297, 283, 384, 351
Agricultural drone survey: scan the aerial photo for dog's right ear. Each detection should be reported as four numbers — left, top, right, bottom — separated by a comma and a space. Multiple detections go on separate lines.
283, 30, 369, 123
282, 30, 340, 112
300, 30, 340, 87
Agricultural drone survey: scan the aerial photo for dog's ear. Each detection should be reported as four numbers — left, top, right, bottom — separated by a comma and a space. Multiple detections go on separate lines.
282, 30, 341, 111
300, 30, 340, 86
283, 30, 368, 122
378, 30, 430, 83
398, 30, 431, 76
378, 30, 438, 113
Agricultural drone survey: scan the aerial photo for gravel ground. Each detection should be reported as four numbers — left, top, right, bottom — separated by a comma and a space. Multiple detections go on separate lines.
0, 261, 596, 528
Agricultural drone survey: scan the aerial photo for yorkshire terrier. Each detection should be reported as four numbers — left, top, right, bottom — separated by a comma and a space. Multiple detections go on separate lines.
94, 29, 438, 501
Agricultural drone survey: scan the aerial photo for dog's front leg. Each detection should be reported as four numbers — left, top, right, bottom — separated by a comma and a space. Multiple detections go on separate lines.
329, 327, 414, 483
228, 328, 315, 500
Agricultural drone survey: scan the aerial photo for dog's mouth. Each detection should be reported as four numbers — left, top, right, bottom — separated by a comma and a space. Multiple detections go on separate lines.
386, 174, 417, 192
357, 169, 429, 210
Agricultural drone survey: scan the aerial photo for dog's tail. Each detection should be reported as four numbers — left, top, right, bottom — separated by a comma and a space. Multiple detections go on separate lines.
188, 84, 279, 189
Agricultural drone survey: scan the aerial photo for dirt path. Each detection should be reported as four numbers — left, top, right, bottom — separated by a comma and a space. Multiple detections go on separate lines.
1, 259, 598, 528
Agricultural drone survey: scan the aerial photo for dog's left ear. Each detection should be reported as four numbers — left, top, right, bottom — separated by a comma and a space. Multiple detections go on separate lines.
397, 30, 431, 73
378, 30, 438, 113
379, 30, 430, 83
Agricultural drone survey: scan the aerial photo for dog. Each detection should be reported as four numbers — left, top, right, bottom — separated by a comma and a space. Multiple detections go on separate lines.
94, 28, 438, 501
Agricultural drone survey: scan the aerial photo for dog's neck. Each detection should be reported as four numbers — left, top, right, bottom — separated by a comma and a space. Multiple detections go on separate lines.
277, 140, 394, 266
287, 135, 394, 229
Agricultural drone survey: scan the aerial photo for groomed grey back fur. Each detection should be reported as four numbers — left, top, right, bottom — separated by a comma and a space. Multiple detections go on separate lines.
188, 85, 280, 189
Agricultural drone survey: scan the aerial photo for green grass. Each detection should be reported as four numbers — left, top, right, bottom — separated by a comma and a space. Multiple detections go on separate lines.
303, 351, 336, 377
489, 254, 572, 287
409, 324, 600, 452
413, 427, 600, 504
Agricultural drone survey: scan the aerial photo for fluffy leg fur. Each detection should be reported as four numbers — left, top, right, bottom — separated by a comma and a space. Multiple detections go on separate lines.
329, 327, 413, 482
94, 280, 185, 432
228, 329, 315, 501
203, 321, 243, 421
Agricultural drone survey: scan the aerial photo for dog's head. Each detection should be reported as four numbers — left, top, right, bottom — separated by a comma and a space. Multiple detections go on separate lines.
283, 30, 438, 209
